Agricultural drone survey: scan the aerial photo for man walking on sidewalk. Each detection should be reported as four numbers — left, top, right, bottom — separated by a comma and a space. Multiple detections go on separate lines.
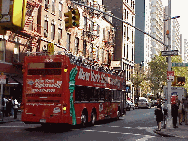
183, 97, 188, 125
171, 98, 179, 128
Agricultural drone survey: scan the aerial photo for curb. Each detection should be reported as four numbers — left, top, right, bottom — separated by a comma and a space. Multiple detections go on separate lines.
153, 129, 175, 137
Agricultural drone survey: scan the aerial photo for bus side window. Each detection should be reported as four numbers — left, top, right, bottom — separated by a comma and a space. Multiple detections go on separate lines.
80, 86, 85, 101
100, 88, 105, 101
75, 85, 81, 101
108, 90, 112, 102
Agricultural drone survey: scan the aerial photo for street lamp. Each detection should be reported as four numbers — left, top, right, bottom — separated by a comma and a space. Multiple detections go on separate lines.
163, 16, 180, 21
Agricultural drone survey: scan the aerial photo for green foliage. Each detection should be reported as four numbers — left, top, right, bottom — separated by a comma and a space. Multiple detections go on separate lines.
148, 54, 167, 94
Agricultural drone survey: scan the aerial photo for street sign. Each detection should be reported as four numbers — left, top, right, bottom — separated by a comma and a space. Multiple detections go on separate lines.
167, 71, 174, 81
161, 50, 178, 56
0, 75, 6, 84
172, 62, 188, 67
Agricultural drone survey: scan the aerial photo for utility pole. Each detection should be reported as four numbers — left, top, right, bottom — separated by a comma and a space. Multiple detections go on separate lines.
167, 0, 172, 128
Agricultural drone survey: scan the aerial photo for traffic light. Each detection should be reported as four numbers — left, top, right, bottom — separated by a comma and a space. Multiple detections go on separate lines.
72, 8, 80, 27
172, 76, 185, 86
64, 11, 73, 28
177, 77, 185, 86
0, 0, 27, 33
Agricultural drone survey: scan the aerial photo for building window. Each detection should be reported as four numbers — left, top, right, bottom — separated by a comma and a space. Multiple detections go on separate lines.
45, 0, 49, 9
44, 20, 48, 37
125, 9, 126, 19
84, 17, 87, 30
102, 49, 104, 63
133, 1, 134, 9
132, 47, 133, 61
103, 28, 105, 40
127, 27, 128, 41
0, 40, 5, 61
83, 40, 87, 57
127, 11, 128, 19
127, 44, 128, 59
75, 37, 79, 54
124, 25, 126, 37
131, 1, 132, 7
51, 24, 55, 40
59, 2, 63, 18
124, 44, 125, 57
90, 43, 93, 59
13, 43, 19, 62
97, 25, 100, 34
91, 22, 94, 32
108, 31, 110, 42
52, 0, 55, 13
58, 28, 62, 44
66, 33, 70, 51
132, 16, 133, 25
132, 31, 133, 43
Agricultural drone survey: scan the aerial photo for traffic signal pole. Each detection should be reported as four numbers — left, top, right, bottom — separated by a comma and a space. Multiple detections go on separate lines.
166, 0, 172, 128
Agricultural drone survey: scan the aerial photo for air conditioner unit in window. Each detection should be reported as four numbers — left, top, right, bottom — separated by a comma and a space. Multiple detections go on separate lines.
58, 39, 62, 45
45, 4, 50, 9
44, 31, 48, 37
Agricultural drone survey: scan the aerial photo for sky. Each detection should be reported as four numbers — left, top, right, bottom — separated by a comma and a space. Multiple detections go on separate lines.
162, 0, 188, 42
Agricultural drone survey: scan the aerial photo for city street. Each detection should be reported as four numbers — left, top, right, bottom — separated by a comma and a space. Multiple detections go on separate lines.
0, 108, 187, 141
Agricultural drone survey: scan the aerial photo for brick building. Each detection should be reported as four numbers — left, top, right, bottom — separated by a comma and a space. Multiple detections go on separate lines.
0, 0, 115, 101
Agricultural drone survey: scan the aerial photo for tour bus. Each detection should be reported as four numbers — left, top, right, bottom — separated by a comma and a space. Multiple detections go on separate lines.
21, 53, 126, 126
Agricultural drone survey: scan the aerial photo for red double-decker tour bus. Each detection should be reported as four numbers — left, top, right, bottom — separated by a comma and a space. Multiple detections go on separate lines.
21, 53, 126, 126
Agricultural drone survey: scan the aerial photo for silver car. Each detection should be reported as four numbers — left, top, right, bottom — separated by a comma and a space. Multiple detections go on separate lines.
126, 101, 135, 110
138, 99, 151, 109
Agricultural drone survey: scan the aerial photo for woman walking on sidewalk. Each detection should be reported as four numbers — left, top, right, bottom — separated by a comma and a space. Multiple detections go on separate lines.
155, 99, 163, 131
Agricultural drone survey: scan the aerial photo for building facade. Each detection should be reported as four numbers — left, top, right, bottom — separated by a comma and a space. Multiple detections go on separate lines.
172, 19, 181, 53
135, 0, 164, 69
103, 0, 135, 100
0, 0, 115, 101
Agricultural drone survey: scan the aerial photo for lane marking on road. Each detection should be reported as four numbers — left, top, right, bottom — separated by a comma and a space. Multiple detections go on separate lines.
108, 132, 120, 134
83, 130, 96, 132
98, 131, 109, 133
136, 135, 156, 141
0, 126, 25, 128
94, 125, 102, 126
121, 133, 132, 135
123, 127, 132, 128
109, 126, 120, 127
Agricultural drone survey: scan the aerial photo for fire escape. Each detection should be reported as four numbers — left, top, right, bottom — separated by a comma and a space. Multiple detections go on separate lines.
15, 0, 43, 54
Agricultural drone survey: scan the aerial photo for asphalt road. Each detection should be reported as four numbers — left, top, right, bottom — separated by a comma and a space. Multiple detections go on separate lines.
0, 107, 187, 141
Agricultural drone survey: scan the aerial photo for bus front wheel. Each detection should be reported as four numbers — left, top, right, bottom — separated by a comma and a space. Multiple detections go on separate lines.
81, 113, 87, 127
91, 112, 96, 125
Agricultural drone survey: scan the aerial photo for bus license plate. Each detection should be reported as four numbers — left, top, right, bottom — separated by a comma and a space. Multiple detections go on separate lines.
40, 119, 46, 123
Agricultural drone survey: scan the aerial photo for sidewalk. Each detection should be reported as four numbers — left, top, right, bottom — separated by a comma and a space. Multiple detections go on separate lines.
0, 112, 21, 123
153, 123, 188, 139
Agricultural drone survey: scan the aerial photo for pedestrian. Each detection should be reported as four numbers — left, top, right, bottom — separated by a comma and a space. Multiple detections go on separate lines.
13, 99, 18, 119
171, 98, 179, 128
2, 96, 8, 117
6, 97, 12, 117
154, 99, 163, 131
178, 100, 183, 125
10, 96, 14, 116
183, 97, 188, 125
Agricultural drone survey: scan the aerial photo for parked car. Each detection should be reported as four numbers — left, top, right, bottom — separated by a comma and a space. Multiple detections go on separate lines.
138, 97, 151, 109
126, 101, 135, 111
151, 100, 158, 107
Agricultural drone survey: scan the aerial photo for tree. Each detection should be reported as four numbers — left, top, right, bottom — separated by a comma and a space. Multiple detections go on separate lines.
148, 54, 167, 98
130, 64, 146, 100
